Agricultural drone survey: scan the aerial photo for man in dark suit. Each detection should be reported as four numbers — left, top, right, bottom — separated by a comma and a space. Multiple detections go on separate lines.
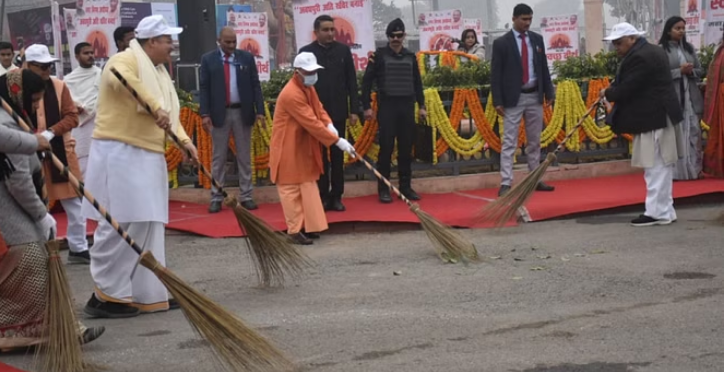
491, 3, 555, 197
600, 22, 683, 227
299, 14, 360, 212
200, 26, 265, 213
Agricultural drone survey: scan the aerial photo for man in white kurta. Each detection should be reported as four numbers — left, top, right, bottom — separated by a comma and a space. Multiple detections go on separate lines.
0, 42, 18, 77
65, 42, 101, 176
81, 15, 198, 318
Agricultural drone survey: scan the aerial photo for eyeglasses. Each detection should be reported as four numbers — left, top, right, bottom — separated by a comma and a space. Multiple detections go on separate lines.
30, 62, 52, 71
389, 33, 404, 40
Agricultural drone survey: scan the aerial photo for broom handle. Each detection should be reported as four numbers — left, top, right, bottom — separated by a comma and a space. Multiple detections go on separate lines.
0, 98, 145, 256
551, 99, 601, 155
350, 152, 416, 208
108, 67, 230, 199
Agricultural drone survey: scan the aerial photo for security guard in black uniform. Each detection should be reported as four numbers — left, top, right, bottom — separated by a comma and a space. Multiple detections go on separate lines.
361, 18, 426, 204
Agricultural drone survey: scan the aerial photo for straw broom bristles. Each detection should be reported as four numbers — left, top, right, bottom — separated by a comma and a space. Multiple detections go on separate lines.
140, 251, 296, 372
0, 98, 295, 372
108, 67, 310, 288
34, 240, 86, 372
224, 195, 313, 287
476, 100, 601, 228
352, 152, 479, 263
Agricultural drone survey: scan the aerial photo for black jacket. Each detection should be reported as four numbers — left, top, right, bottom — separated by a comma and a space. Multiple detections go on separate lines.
604, 40, 684, 135
298, 41, 360, 122
361, 45, 425, 110
491, 30, 555, 108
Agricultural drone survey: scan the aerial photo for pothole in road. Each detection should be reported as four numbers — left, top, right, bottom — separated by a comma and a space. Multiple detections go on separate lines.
664, 272, 716, 280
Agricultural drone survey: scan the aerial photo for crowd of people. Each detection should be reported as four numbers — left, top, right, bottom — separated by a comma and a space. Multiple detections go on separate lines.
1, 1, 724, 358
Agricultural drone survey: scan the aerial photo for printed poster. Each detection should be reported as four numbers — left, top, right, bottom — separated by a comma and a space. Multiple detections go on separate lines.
418, 9, 463, 52
217, 4, 252, 35
704, 0, 724, 47
292, 0, 374, 71
7, 7, 53, 51
64, 0, 121, 70
51, 1, 64, 78
539, 14, 580, 73
685, 0, 702, 48
462, 18, 483, 47
230, 12, 271, 81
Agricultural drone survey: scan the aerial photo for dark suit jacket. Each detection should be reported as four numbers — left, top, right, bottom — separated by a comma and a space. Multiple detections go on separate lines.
491, 30, 554, 108
199, 49, 264, 128
604, 41, 684, 135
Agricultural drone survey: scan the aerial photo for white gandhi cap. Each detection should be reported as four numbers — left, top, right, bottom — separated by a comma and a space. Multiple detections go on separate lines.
135, 15, 183, 39
603, 22, 646, 41
293, 52, 324, 72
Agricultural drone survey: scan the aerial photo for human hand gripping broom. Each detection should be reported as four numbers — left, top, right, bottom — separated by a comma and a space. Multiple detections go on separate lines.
475, 98, 603, 228
109, 67, 312, 289
346, 145, 479, 263
0, 98, 297, 372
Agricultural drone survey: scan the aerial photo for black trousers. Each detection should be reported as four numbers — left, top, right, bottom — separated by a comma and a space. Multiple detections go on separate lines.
317, 119, 347, 201
376, 97, 416, 190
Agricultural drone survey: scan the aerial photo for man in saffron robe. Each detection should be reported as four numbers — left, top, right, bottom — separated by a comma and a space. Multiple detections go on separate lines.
269, 52, 355, 245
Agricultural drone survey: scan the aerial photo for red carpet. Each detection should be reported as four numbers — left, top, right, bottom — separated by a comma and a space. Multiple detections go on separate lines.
0, 363, 27, 372
52, 174, 724, 239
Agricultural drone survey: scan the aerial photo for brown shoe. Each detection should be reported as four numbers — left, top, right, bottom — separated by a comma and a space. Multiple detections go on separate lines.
289, 233, 313, 245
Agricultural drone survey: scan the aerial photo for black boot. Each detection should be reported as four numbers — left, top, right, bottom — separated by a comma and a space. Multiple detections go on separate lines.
399, 176, 421, 201
378, 181, 392, 204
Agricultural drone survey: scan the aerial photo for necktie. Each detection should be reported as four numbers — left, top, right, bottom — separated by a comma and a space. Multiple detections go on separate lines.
224, 54, 231, 106
520, 33, 529, 84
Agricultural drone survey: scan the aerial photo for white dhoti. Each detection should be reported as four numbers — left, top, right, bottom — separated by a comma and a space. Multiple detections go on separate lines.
632, 119, 681, 222
82, 139, 169, 312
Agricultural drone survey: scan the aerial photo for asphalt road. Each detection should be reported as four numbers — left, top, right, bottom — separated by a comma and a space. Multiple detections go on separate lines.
2, 201, 724, 372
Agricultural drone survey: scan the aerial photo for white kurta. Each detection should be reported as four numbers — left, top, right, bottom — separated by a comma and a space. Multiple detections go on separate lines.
65, 66, 101, 161
81, 139, 168, 223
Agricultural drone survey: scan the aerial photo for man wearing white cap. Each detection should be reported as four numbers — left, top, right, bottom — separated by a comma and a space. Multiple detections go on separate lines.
600, 22, 684, 227
81, 15, 198, 318
269, 52, 355, 245
24, 44, 88, 264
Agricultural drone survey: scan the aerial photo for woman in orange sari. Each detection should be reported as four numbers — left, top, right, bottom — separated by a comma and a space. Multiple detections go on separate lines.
703, 29, 724, 177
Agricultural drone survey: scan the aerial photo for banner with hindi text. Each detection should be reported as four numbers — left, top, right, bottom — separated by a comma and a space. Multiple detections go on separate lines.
292, 0, 374, 71
230, 12, 271, 81
64, 0, 121, 70
685, 0, 702, 48
418, 9, 463, 52
539, 14, 580, 73
704, 0, 724, 47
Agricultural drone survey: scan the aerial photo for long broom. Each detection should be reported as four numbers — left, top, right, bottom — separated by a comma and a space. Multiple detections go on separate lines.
109, 67, 311, 288
1, 98, 296, 372
351, 151, 479, 263
476, 99, 602, 228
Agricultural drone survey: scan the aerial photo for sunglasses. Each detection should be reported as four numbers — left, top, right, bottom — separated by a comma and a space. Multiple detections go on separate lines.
389, 33, 404, 39
30, 62, 52, 71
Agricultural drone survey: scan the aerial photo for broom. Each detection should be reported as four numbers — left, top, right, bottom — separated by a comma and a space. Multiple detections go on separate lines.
1, 98, 296, 372
109, 67, 311, 288
34, 239, 88, 372
476, 99, 602, 228
351, 151, 479, 263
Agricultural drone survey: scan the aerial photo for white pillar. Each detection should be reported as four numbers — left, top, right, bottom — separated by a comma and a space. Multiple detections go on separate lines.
584, 0, 604, 53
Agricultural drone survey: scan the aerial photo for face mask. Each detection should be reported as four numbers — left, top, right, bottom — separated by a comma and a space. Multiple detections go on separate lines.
302, 73, 318, 86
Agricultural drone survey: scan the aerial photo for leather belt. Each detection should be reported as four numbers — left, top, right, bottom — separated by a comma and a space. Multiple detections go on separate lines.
226, 103, 242, 109
521, 86, 538, 94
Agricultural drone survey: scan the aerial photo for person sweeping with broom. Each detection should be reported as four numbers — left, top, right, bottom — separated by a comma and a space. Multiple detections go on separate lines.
0, 69, 105, 352
81, 15, 198, 318
270, 52, 356, 245
600, 22, 683, 227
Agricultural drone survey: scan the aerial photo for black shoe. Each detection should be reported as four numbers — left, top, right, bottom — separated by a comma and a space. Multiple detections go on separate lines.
81, 326, 106, 345
379, 188, 392, 204
240, 200, 259, 210
399, 187, 421, 201
325, 198, 346, 212
84, 294, 140, 319
498, 185, 511, 197
168, 298, 180, 310
302, 230, 321, 239
208, 201, 222, 213
630, 214, 673, 227
289, 233, 313, 245
536, 182, 555, 192
68, 250, 90, 265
